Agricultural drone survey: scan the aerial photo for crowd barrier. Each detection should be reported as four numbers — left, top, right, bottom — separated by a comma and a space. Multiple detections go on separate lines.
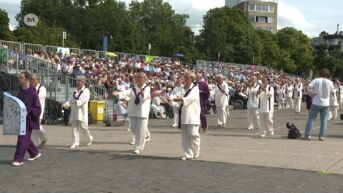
196, 60, 269, 75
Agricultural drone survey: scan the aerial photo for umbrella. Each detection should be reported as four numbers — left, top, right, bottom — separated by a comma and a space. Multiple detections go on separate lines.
106, 52, 118, 58
174, 52, 184, 57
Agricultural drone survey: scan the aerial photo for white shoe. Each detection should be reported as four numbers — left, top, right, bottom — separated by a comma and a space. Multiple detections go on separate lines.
87, 136, 94, 146
146, 136, 151, 143
260, 134, 266, 138
181, 157, 192, 161
27, 153, 42, 161
133, 150, 141, 154
270, 131, 274, 136
69, 144, 79, 149
129, 141, 135, 145
172, 124, 178, 128
12, 161, 23, 166
248, 127, 253, 130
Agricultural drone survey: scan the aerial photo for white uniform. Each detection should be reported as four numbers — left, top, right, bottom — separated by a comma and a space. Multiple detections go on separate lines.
246, 84, 260, 130
277, 85, 286, 110
285, 84, 294, 109
65, 86, 93, 146
293, 83, 303, 113
337, 85, 343, 111
128, 83, 151, 153
180, 83, 201, 159
31, 84, 48, 146
170, 85, 184, 127
328, 87, 339, 120
258, 85, 274, 136
215, 82, 230, 127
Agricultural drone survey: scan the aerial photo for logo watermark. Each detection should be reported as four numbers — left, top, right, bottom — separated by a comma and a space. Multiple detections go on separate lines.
23, 14, 39, 27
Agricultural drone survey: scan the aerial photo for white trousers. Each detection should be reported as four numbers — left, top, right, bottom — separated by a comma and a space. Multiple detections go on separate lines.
294, 98, 302, 113
216, 105, 228, 125
259, 112, 274, 135
71, 120, 93, 145
173, 107, 180, 126
277, 98, 284, 110
247, 108, 259, 129
31, 120, 48, 147
328, 106, 338, 119
181, 124, 200, 159
130, 117, 148, 151
285, 97, 293, 109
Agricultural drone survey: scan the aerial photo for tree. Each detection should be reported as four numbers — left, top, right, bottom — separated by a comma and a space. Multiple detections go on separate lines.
129, 0, 195, 57
276, 27, 314, 74
0, 9, 15, 40
13, 21, 78, 48
197, 7, 262, 64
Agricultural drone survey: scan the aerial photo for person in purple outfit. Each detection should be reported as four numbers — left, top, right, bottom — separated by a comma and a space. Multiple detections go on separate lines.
12, 71, 42, 166
196, 73, 210, 133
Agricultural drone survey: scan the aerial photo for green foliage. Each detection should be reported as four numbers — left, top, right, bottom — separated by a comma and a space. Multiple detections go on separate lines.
0, 9, 15, 40
276, 27, 314, 74
198, 7, 265, 66
13, 21, 78, 48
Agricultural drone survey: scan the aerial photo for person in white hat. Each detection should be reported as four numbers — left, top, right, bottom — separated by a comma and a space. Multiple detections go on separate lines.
62, 75, 93, 149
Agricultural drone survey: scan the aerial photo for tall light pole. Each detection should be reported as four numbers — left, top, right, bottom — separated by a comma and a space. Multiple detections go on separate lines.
62, 31, 67, 47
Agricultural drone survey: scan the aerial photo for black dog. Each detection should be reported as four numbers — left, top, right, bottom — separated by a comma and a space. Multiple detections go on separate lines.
286, 122, 302, 139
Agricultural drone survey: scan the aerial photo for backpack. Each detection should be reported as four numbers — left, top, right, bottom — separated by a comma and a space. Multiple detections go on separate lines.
286, 122, 302, 139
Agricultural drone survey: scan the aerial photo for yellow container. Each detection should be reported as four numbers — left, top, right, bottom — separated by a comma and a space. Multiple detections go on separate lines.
89, 100, 105, 123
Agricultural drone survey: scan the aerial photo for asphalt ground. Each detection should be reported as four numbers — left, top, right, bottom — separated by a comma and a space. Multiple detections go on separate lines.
1, 104, 343, 193
1, 147, 343, 193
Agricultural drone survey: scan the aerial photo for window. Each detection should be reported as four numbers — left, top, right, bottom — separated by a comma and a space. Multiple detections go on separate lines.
249, 16, 256, 22
257, 16, 267, 23
269, 5, 274, 12
268, 17, 274, 23
249, 4, 255, 11
256, 4, 269, 12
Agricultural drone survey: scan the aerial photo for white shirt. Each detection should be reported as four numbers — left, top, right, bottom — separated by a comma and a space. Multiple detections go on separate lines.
127, 84, 151, 118
285, 84, 293, 98
170, 85, 184, 108
336, 85, 343, 103
247, 83, 260, 108
35, 84, 46, 120
181, 83, 200, 125
293, 83, 303, 99
258, 85, 274, 113
215, 82, 229, 107
65, 86, 90, 123
309, 78, 334, 107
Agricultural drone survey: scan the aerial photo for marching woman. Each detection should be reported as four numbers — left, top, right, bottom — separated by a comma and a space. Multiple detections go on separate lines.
127, 72, 151, 154
214, 74, 230, 128
257, 78, 275, 137
173, 71, 201, 160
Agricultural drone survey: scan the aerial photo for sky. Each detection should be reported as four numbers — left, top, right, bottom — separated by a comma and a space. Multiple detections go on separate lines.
1, 0, 343, 38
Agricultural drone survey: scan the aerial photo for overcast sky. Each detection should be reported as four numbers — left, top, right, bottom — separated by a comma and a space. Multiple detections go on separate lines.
1, 0, 343, 37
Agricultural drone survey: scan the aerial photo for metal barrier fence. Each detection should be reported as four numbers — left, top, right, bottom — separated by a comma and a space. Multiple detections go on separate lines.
81, 49, 98, 57
44, 45, 59, 55
196, 60, 269, 75
1, 39, 175, 65
23, 43, 44, 55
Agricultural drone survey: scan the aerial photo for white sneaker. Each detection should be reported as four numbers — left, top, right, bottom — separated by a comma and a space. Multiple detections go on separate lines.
12, 161, 23, 166
133, 150, 141, 154
87, 136, 94, 146
69, 144, 79, 149
181, 157, 192, 161
172, 124, 178, 128
129, 141, 135, 145
248, 127, 254, 130
146, 136, 151, 143
270, 131, 274, 136
260, 134, 266, 138
28, 153, 41, 161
